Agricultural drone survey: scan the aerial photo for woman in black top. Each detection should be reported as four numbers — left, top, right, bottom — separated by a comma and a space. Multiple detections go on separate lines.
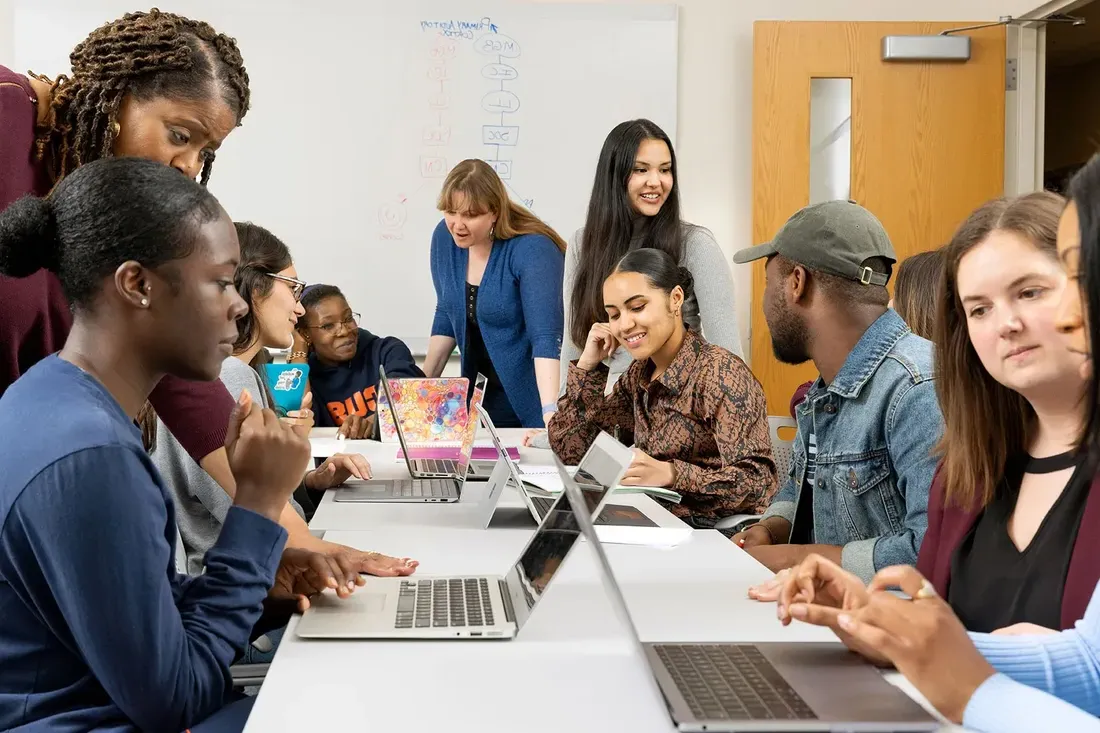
949, 452, 1092, 632
924, 191, 1094, 633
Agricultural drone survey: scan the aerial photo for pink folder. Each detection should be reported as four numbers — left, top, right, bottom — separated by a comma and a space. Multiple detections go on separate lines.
397, 446, 520, 461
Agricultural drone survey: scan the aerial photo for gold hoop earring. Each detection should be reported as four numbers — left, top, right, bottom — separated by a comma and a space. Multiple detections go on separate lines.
489, 223, 496, 240
111, 120, 120, 137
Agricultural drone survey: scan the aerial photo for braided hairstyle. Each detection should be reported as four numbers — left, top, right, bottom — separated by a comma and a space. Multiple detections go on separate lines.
32, 8, 250, 186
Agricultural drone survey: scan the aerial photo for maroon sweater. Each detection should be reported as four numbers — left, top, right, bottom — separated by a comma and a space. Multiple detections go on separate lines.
0, 65, 233, 462
916, 464, 1100, 630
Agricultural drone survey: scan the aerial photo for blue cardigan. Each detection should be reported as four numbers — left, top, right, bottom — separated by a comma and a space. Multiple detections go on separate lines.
430, 219, 564, 427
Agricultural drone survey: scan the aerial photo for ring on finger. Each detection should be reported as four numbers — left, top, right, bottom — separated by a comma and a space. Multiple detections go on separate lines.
914, 579, 938, 600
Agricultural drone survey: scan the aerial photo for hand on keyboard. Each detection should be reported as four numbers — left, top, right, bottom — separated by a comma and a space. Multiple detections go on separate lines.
271, 547, 366, 611
330, 547, 419, 577
305, 453, 373, 489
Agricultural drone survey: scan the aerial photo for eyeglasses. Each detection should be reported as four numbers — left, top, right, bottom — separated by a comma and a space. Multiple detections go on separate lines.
307, 312, 360, 334
266, 272, 306, 301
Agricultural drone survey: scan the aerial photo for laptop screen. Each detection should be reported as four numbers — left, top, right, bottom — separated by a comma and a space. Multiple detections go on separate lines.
502, 432, 632, 632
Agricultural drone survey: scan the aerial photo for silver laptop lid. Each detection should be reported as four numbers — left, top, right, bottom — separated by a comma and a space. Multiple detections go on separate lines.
501, 432, 633, 633
556, 457, 668, 703
477, 404, 527, 485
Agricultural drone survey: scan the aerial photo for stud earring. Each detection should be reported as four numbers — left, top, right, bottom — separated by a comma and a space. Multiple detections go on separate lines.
140, 298, 149, 306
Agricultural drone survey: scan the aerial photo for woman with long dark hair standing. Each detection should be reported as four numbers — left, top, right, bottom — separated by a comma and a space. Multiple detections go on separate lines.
560, 119, 741, 395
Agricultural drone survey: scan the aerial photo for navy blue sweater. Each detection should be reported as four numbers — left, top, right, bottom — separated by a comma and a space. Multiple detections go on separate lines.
308, 328, 424, 431
429, 220, 564, 427
0, 356, 287, 732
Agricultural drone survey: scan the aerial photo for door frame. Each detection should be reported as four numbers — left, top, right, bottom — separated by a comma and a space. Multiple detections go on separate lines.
1007, 0, 1094, 194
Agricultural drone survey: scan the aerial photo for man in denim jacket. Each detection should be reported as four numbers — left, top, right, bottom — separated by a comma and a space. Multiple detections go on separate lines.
732, 201, 942, 582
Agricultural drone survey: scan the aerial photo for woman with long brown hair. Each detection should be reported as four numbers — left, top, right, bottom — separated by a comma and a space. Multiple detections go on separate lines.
423, 159, 567, 428
916, 190, 1100, 633
891, 249, 944, 339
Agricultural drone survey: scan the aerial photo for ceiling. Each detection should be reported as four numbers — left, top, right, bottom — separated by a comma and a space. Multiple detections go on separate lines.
1047, 0, 1100, 68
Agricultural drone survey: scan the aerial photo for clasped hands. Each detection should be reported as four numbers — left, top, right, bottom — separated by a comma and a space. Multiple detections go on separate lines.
749, 554, 999, 725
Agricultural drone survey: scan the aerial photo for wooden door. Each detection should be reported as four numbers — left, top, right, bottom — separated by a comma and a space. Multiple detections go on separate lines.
751, 21, 1006, 415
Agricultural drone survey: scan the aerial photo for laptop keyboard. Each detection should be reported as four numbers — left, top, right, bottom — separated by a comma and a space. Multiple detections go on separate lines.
394, 578, 495, 629
531, 496, 555, 517
392, 479, 458, 498
532, 495, 609, 524
654, 644, 816, 721
413, 458, 457, 474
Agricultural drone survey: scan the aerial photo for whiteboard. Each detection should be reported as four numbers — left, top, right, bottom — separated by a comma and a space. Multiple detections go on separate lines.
14, 1, 678, 351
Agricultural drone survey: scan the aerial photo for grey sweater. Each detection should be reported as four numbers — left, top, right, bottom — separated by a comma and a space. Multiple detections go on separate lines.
152, 356, 305, 575
559, 223, 743, 394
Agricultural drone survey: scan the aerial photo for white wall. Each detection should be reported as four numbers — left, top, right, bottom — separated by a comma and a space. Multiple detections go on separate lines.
0, 0, 1048, 360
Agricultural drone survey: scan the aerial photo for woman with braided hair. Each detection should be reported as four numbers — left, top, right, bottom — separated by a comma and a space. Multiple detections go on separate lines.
0, 11, 415, 578
1, 8, 247, 459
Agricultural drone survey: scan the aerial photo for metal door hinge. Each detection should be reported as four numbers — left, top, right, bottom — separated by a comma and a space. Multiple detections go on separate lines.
1006, 58, 1018, 91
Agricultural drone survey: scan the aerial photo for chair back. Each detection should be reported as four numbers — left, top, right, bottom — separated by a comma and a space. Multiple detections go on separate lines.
768, 416, 797, 482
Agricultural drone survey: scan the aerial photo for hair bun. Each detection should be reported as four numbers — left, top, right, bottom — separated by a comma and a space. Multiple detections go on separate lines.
0, 196, 60, 278
676, 266, 701, 332
677, 266, 695, 292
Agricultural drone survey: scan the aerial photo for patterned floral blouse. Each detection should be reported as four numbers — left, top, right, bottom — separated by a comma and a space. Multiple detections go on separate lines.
547, 329, 778, 521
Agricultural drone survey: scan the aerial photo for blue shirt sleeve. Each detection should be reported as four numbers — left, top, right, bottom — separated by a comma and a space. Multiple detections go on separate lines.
847, 376, 939, 579
1, 446, 287, 732
379, 337, 426, 379
430, 220, 456, 339
513, 235, 564, 359
965, 581, 1100, 717
964, 674, 1100, 732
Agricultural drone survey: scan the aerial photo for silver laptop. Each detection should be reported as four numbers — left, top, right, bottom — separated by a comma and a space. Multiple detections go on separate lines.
554, 461, 939, 733
478, 405, 618, 525
380, 366, 494, 480
330, 386, 481, 503
295, 431, 633, 640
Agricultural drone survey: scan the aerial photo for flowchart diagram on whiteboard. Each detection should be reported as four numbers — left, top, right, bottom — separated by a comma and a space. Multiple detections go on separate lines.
378, 18, 538, 243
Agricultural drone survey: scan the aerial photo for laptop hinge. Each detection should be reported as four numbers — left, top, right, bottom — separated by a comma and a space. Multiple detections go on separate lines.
498, 578, 517, 624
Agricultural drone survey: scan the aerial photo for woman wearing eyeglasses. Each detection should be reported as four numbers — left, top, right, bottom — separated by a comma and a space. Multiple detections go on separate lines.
150, 223, 417, 585
292, 284, 424, 439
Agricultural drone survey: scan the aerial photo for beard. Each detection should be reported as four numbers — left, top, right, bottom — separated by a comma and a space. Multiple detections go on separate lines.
767, 303, 811, 365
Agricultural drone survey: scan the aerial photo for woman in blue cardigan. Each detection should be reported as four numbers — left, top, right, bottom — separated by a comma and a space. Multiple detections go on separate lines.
424, 159, 567, 428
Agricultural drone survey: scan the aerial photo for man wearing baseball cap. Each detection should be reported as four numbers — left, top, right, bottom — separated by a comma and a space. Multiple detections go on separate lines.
731, 200, 943, 584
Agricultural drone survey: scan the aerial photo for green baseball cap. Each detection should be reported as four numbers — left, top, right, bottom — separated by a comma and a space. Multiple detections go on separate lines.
733, 200, 896, 286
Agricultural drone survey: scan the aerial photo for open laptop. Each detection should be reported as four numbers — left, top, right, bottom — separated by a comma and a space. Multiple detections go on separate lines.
330, 389, 485, 503
379, 366, 494, 480
554, 460, 939, 732
295, 431, 633, 640
477, 405, 628, 526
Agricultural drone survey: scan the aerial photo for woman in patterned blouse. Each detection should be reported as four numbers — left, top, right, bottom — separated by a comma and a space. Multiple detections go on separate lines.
547, 248, 778, 527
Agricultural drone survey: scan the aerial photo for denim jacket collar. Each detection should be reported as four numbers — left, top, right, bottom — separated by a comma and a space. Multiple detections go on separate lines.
814, 309, 912, 401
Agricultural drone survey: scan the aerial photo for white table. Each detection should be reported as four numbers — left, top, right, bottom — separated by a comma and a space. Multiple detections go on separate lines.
244, 429, 958, 732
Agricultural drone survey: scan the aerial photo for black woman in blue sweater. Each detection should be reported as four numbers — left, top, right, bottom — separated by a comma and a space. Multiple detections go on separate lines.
423, 159, 567, 429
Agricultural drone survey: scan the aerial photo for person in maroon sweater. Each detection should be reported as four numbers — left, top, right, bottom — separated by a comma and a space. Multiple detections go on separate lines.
0, 10, 414, 576
916, 191, 1100, 634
